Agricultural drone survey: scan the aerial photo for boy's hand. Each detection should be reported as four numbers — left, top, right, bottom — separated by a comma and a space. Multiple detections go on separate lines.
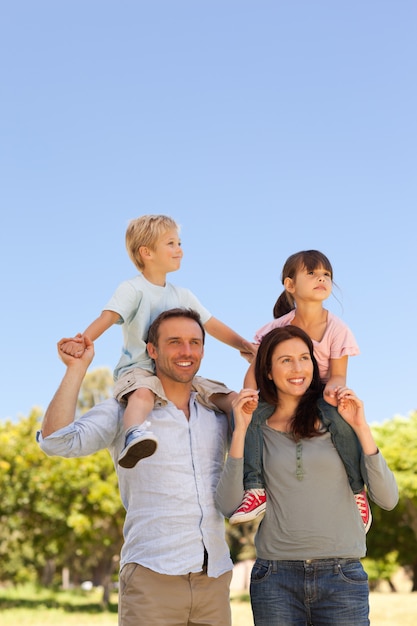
57, 335, 94, 368
60, 333, 85, 358
240, 342, 258, 363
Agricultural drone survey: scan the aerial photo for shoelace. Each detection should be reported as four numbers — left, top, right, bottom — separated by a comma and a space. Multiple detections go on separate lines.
354, 493, 367, 512
240, 490, 264, 510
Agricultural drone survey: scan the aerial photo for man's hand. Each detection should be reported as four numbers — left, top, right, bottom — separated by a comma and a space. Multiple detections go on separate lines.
60, 333, 86, 358
58, 334, 95, 369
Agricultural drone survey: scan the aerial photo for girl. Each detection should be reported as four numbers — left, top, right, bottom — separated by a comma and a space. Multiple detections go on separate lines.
229, 250, 370, 529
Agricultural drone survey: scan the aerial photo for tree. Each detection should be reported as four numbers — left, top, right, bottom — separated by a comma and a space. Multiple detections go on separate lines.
0, 367, 125, 601
366, 411, 417, 590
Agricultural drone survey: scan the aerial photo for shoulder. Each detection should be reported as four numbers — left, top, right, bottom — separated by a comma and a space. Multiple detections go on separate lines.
326, 311, 351, 331
325, 312, 359, 351
168, 285, 209, 315
255, 311, 295, 339
112, 275, 144, 295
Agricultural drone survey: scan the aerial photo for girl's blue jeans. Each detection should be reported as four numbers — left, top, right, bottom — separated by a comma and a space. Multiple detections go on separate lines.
250, 557, 369, 625
243, 399, 365, 494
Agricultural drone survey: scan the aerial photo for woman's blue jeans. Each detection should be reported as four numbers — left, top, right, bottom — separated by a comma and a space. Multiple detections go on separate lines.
250, 558, 369, 625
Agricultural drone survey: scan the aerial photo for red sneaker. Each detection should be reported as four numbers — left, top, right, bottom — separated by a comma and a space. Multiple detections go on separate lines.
355, 490, 372, 533
229, 489, 267, 525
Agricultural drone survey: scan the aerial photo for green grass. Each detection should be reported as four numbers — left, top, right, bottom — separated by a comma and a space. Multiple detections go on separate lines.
0, 584, 118, 625
1, 584, 416, 626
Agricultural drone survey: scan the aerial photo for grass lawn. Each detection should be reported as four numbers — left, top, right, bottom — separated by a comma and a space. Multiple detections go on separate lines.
0, 585, 416, 625
0, 586, 118, 625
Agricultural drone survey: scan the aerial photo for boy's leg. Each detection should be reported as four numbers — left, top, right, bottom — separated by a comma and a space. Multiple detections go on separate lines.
114, 370, 168, 469
118, 389, 158, 468
192, 376, 234, 411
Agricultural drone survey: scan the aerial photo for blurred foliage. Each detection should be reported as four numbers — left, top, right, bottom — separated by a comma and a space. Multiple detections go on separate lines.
0, 368, 123, 589
365, 411, 417, 590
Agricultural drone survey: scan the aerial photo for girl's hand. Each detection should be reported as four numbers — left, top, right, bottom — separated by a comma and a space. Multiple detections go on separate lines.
323, 383, 338, 407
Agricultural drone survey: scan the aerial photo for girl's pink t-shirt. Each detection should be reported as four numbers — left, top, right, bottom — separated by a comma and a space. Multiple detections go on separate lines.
254, 310, 360, 383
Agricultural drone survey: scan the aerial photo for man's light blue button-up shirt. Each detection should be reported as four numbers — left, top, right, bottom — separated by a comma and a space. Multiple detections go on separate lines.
37, 393, 233, 578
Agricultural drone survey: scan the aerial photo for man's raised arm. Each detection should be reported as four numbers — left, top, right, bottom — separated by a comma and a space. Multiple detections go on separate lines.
41, 335, 94, 438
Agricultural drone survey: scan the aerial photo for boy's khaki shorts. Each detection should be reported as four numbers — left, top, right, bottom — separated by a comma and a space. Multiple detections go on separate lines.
113, 367, 233, 411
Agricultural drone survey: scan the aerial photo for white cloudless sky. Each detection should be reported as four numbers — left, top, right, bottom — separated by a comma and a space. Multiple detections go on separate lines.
1, 1, 416, 425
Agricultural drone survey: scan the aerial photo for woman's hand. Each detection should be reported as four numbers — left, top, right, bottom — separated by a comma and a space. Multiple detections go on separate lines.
334, 386, 365, 429
335, 386, 378, 455
228, 389, 259, 459
232, 389, 259, 429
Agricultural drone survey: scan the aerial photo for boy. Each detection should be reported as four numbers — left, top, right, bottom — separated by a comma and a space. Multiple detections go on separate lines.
61, 214, 255, 468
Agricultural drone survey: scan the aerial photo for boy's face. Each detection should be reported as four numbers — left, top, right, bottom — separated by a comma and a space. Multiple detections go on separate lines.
146, 228, 183, 274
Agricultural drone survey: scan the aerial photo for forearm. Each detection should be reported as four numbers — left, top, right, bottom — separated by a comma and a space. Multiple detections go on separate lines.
364, 451, 399, 510
352, 423, 378, 456
228, 425, 248, 459
83, 310, 119, 341
204, 317, 249, 352
228, 390, 259, 458
325, 375, 345, 390
41, 365, 87, 437
215, 456, 245, 518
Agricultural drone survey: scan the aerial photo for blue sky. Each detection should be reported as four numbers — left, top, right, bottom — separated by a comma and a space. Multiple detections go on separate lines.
1, 1, 416, 426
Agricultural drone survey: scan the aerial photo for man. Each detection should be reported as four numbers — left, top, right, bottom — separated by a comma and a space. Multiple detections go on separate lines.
38, 308, 234, 626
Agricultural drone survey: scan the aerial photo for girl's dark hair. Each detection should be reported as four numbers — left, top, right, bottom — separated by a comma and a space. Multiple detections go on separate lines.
273, 250, 334, 319
255, 325, 323, 438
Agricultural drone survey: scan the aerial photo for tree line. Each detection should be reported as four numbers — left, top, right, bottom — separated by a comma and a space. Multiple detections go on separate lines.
1, 367, 416, 598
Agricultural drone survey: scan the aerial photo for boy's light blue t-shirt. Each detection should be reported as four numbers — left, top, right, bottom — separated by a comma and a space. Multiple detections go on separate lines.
105, 274, 212, 380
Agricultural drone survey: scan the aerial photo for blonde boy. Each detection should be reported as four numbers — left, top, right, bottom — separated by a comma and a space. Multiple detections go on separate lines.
61, 215, 255, 468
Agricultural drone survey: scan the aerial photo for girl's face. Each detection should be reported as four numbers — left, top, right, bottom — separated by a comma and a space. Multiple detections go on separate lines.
286, 264, 332, 302
268, 337, 314, 398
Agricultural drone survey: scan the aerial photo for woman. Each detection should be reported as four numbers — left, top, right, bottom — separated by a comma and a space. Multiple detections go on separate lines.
216, 326, 398, 625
